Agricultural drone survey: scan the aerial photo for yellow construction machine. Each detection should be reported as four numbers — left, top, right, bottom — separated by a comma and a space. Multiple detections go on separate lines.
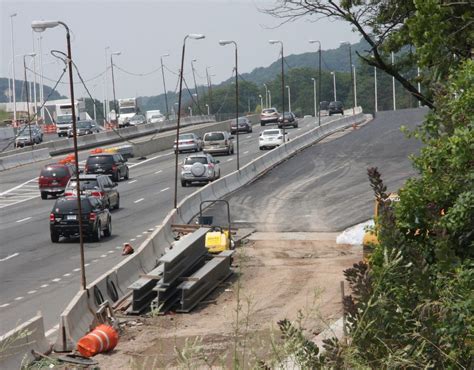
199, 200, 234, 254
362, 193, 399, 248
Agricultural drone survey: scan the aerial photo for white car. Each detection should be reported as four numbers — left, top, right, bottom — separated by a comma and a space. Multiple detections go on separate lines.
259, 129, 288, 150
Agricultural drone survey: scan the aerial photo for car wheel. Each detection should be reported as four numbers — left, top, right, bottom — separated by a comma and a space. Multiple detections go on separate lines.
92, 223, 101, 242
124, 169, 129, 180
181, 180, 187, 187
260, 122, 265, 126
104, 218, 112, 237
41, 192, 48, 200
50, 231, 59, 243
294, 124, 298, 128
115, 195, 120, 209
113, 172, 119, 182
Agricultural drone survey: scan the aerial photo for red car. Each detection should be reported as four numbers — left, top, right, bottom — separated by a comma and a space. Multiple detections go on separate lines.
38, 163, 75, 199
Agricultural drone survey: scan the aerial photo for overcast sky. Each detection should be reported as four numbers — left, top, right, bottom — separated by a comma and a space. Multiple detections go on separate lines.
1, 0, 360, 100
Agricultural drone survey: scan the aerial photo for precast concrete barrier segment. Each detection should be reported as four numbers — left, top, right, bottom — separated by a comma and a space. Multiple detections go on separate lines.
0, 148, 51, 171
0, 314, 51, 369
0, 127, 15, 139
49, 111, 366, 354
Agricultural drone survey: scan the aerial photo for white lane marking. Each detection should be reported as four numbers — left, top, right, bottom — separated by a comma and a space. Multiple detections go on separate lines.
0, 303, 10, 308
14, 296, 24, 301
115, 246, 121, 249
63, 273, 71, 277
16, 217, 32, 223
52, 278, 61, 283
130, 238, 136, 242
246, 135, 251, 138
40, 284, 49, 288
134, 198, 144, 203
244, 151, 249, 154
128, 151, 173, 168
155, 170, 163, 174
227, 158, 233, 162
127, 180, 137, 184
0, 177, 39, 196
84, 263, 90, 267
160, 187, 170, 192
73, 268, 80, 272
27, 290, 37, 294
107, 250, 114, 254
136, 234, 143, 238
100, 254, 107, 258
297, 128, 302, 131
45, 324, 59, 337
0, 252, 19, 262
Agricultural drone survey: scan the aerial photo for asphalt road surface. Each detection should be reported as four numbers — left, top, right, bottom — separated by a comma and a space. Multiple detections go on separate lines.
0, 114, 331, 335
205, 108, 427, 232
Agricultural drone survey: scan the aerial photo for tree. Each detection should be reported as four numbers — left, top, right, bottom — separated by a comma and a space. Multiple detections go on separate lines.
264, 1, 474, 110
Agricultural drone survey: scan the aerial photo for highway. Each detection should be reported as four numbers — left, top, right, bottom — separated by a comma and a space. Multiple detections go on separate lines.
0, 115, 331, 335
205, 108, 427, 231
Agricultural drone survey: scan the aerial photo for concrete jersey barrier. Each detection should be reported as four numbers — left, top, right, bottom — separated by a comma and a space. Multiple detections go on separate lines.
0, 148, 51, 172
33, 111, 367, 358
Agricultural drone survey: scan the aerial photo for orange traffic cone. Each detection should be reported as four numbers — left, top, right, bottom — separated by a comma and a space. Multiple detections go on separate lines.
77, 324, 118, 357
122, 243, 134, 255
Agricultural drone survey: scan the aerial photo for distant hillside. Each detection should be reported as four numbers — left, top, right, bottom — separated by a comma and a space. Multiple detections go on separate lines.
0, 77, 63, 103
138, 39, 371, 112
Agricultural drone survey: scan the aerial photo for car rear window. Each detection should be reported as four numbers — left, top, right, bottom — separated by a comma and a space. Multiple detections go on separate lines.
41, 167, 69, 178
68, 179, 100, 190
262, 109, 276, 114
87, 156, 114, 164
263, 130, 281, 136
204, 133, 225, 141
53, 198, 92, 213
184, 157, 208, 165
179, 134, 194, 140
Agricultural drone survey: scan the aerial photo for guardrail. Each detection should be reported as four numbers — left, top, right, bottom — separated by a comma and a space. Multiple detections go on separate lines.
0, 110, 368, 366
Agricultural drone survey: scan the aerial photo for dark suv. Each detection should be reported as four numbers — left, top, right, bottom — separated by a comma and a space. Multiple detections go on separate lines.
39, 163, 76, 199
85, 153, 129, 182
50, 196, 112, 242
278, 112, 298, 129
328, 101, 344, 116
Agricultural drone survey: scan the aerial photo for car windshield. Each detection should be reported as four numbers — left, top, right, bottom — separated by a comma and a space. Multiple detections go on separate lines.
87, 156, 114, 164
53, 198, 92, 213
151, 115, 162, 119
120, 107, 136, 114
282, 113, 292, 118
184, 157, 208, 165
56, 115, 73, 124
179, 134, 194, 140
232, 118, 247, 124
263, 130, 281, 136
130, 115, 143, 121
68, 179, 100, 190
41, 167, 69, 177
204, 133, 225, 141
76, 122, 90, 128
262, 109, 276, 114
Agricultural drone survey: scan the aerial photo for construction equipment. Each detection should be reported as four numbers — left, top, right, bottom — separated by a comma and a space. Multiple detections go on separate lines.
363, 193, 399, 248
199, 200, 234, 254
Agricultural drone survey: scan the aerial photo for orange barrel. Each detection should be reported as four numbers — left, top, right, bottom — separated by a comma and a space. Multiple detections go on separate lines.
76, 324, 119, 357
90, 148, 103, 154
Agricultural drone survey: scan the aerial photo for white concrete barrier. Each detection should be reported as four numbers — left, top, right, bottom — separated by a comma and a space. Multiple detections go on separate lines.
0, 148, 50, 171
0, 314, 51, 369
0, 127, 15, 139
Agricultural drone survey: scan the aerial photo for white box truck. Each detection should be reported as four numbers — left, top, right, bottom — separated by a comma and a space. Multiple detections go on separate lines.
118, 98, 138, 128
54, 99, 88, 137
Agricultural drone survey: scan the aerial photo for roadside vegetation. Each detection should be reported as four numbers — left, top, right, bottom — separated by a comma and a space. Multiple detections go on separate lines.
263, 1, 474, 368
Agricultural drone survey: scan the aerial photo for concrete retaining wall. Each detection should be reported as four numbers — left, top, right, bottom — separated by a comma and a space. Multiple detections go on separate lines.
0, 148, 50, 171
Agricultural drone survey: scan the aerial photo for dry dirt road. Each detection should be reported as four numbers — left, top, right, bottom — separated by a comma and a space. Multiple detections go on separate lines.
96, 232, 361, 369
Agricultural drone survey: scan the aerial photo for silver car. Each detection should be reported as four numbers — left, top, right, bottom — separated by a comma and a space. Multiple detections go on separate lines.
67, 120, 100, 137
173, 133, 203, 153
15, 126, 42, 147
180, 153, 220, 186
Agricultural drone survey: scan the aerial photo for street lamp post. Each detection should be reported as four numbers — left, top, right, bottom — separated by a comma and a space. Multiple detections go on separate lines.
104, 46, 110, 123
219, 40, 240, 170
392, 51, 396, 110
188, 106, 192, 116
191, 59, 201, 114
258, 94, 263, 110
10, 13, 18, 125
269, 40, 285, 142
353, 64, 357, 108
309, 40, 322, 125
160, 53, 170, 118
330, 71, 337, 101
23, 53, 36, 145
286, 85, 291, 112
374, 67, 378, 113
205, 103, 209, 115
31, 31, 38, 124
268, 90, 272, 107
110, 51, 121, 125
32, 20, 86, 290
341, 42, 356, 115
263, 83, 268, 108
311, 78, 317, 118
174, 34, 205, 209
205, 66, 214, 115
38, 35, 45, 121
